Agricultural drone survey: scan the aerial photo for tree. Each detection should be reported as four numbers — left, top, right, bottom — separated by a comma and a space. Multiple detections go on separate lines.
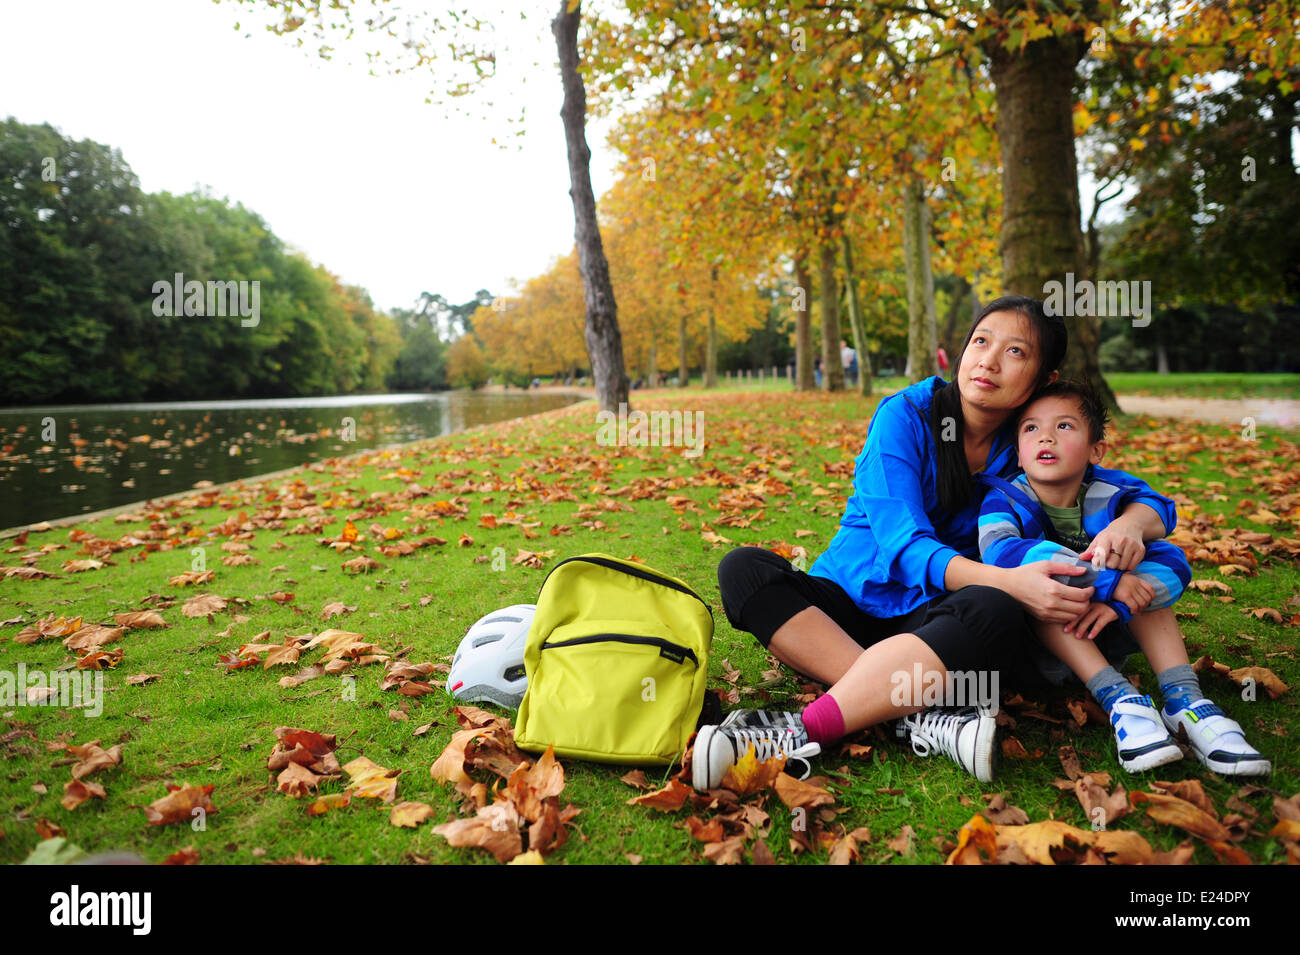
225, 0, 632, 412
446, 334, 489, 388
553, 1, 629, 410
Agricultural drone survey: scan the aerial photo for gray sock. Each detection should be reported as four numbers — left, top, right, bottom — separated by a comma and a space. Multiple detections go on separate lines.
1086, 666, 1135, 713
1158, 664, 1202, 710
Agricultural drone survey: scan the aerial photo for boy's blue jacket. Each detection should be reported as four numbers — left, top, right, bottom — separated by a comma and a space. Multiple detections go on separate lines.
977, 469, 1191, 621
808, 376, 1179, 618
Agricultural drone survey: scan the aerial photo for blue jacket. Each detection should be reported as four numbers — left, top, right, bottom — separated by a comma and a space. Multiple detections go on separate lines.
808, 376, 1175, 618
977, 469, 1190, 621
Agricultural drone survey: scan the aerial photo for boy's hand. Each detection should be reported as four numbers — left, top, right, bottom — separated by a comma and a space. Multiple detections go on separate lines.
1114, 573, 1155, 614
1065, 601, 1119, 641
1081, 516, 1146, 572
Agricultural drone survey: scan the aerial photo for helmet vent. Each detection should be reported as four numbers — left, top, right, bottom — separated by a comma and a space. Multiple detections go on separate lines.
471, 632, 504, 648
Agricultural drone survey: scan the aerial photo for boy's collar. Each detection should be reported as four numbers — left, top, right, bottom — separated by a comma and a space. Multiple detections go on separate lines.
1014, 464, 1094, 505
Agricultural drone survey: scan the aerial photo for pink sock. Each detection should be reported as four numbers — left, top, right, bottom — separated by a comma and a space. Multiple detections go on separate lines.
801, 694, 845, 746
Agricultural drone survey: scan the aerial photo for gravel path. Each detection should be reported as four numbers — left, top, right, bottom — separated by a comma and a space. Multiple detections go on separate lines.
1116, 395, 1300, 429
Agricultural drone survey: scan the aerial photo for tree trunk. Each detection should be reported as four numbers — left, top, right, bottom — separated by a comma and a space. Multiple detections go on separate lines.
841, 231, 872, 397
794, 248, 814, 391
903, 179, 938, 382
819, 238, 844, 391
941, 275, 971, 364
677, 310, 689, 387
647, 339, 657, 389
1155, 341, 1170, 375
705, 266, 719, 387
553, 2, 628, 413
986, 8, 1115, 409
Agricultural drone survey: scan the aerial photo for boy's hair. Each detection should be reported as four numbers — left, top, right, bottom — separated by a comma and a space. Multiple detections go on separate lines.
1018, 379, 1109, 443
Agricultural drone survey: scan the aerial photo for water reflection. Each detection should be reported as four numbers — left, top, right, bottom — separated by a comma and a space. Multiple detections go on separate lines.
0, 390, 584, 528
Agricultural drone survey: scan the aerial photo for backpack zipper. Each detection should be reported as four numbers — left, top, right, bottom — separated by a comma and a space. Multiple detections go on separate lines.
540, 632, 699, 667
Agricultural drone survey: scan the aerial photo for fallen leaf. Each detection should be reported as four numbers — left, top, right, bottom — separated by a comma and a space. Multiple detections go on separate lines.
67, 741, 123, 780
886, 825, 915, 855
1226, 666, 1289, 699
627, 778, 692, 812
61, 779, 107, 810
334, 754, 397, 802
432, 804, 522, 863
1130, 790, 1230, 841
390, 801, 435, 828
719, 743, 785, 796
182, 593, 228, 618
143, 784, 218, 826
306, 792, 352, 816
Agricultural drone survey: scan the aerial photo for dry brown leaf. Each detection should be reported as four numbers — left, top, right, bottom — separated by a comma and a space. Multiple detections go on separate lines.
182, 593, 228, 618
702, 835, 746, 865
686, 815, 727, 843
1152, 779, 1216, 817
619, 769, 650, 790
719, 743, 786, 796
342, 755, 399, 803
946, 814, 999, 865
1130, 790, 1230, 841
64, 625, 124, 652
143, 783, 218, 826
1226, 666, 1289, 698
67, 741, 123, 780
505, 746, 564, 823
277, 761, 323, 798
61, 779, 106, 810
432, 804, 523, 863
886, 824, 915, 855
627, 778, 692, 812
983, 793, 1030, 825
113, 610, 168, 629
773, 772, 835, 812
306, 792, 352, 816
390, 801, 435, 828
1075, 777, 1131, 828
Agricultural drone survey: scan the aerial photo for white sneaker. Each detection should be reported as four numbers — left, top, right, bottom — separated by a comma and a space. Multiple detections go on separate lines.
691, 710, 821, 791
1108, 694, 1184, 773
1162, 698, 1272, 777
895, 707, 996, 782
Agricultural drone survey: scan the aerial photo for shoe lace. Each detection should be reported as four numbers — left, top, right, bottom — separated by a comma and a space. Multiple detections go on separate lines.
903, 709, 969, 763
727, 727, 803, 762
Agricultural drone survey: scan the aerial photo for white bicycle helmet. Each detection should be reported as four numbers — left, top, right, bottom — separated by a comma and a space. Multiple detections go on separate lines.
447, 604, 536, 709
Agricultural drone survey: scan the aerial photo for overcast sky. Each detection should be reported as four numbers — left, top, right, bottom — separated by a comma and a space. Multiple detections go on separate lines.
0, 0, 625, 313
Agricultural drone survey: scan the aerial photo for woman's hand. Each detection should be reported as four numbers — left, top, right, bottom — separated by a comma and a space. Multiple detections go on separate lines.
1068, 601, 1120, 641
1003, 561, 1096, 624
1081, 516, 1146, 572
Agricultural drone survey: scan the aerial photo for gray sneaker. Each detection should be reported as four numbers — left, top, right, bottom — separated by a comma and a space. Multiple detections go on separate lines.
692, 709, 821, 790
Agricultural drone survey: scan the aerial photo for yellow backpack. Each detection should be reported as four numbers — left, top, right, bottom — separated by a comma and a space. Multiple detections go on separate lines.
514, 554, 714, 766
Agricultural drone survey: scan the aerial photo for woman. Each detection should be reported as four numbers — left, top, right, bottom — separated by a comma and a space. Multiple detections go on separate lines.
697, 296, 1174, 789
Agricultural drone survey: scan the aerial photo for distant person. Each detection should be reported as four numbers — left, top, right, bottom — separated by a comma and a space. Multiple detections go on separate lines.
938, 346, 950, 374
814, 355, 822, 387
841, 339, 857, 386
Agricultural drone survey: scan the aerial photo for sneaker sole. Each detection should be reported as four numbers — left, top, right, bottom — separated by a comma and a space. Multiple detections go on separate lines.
1192, 750, 1272, 777
1118, 740, 1184, 773
972, 712, 997, 783
692, 724, 719, 790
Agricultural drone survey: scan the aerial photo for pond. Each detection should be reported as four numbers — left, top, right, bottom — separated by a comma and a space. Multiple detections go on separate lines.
0, 390, 586, 529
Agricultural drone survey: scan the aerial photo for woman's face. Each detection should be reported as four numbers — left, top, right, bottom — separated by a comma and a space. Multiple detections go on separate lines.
957, 310, 1045, 416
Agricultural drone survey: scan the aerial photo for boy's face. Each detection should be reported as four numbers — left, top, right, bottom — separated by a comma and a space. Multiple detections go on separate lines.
1017, 395, 1106, 489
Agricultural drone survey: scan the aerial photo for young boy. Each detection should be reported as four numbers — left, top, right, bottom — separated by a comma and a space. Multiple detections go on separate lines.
978, 381, 1271, 776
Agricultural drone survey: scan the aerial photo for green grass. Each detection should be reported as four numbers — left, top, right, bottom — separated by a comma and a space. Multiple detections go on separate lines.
1, 388, 1296, 865
1105, 373, 1300, 400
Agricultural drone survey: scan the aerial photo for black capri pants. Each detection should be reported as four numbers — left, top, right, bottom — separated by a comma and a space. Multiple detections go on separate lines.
717, 546, 1043, 683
